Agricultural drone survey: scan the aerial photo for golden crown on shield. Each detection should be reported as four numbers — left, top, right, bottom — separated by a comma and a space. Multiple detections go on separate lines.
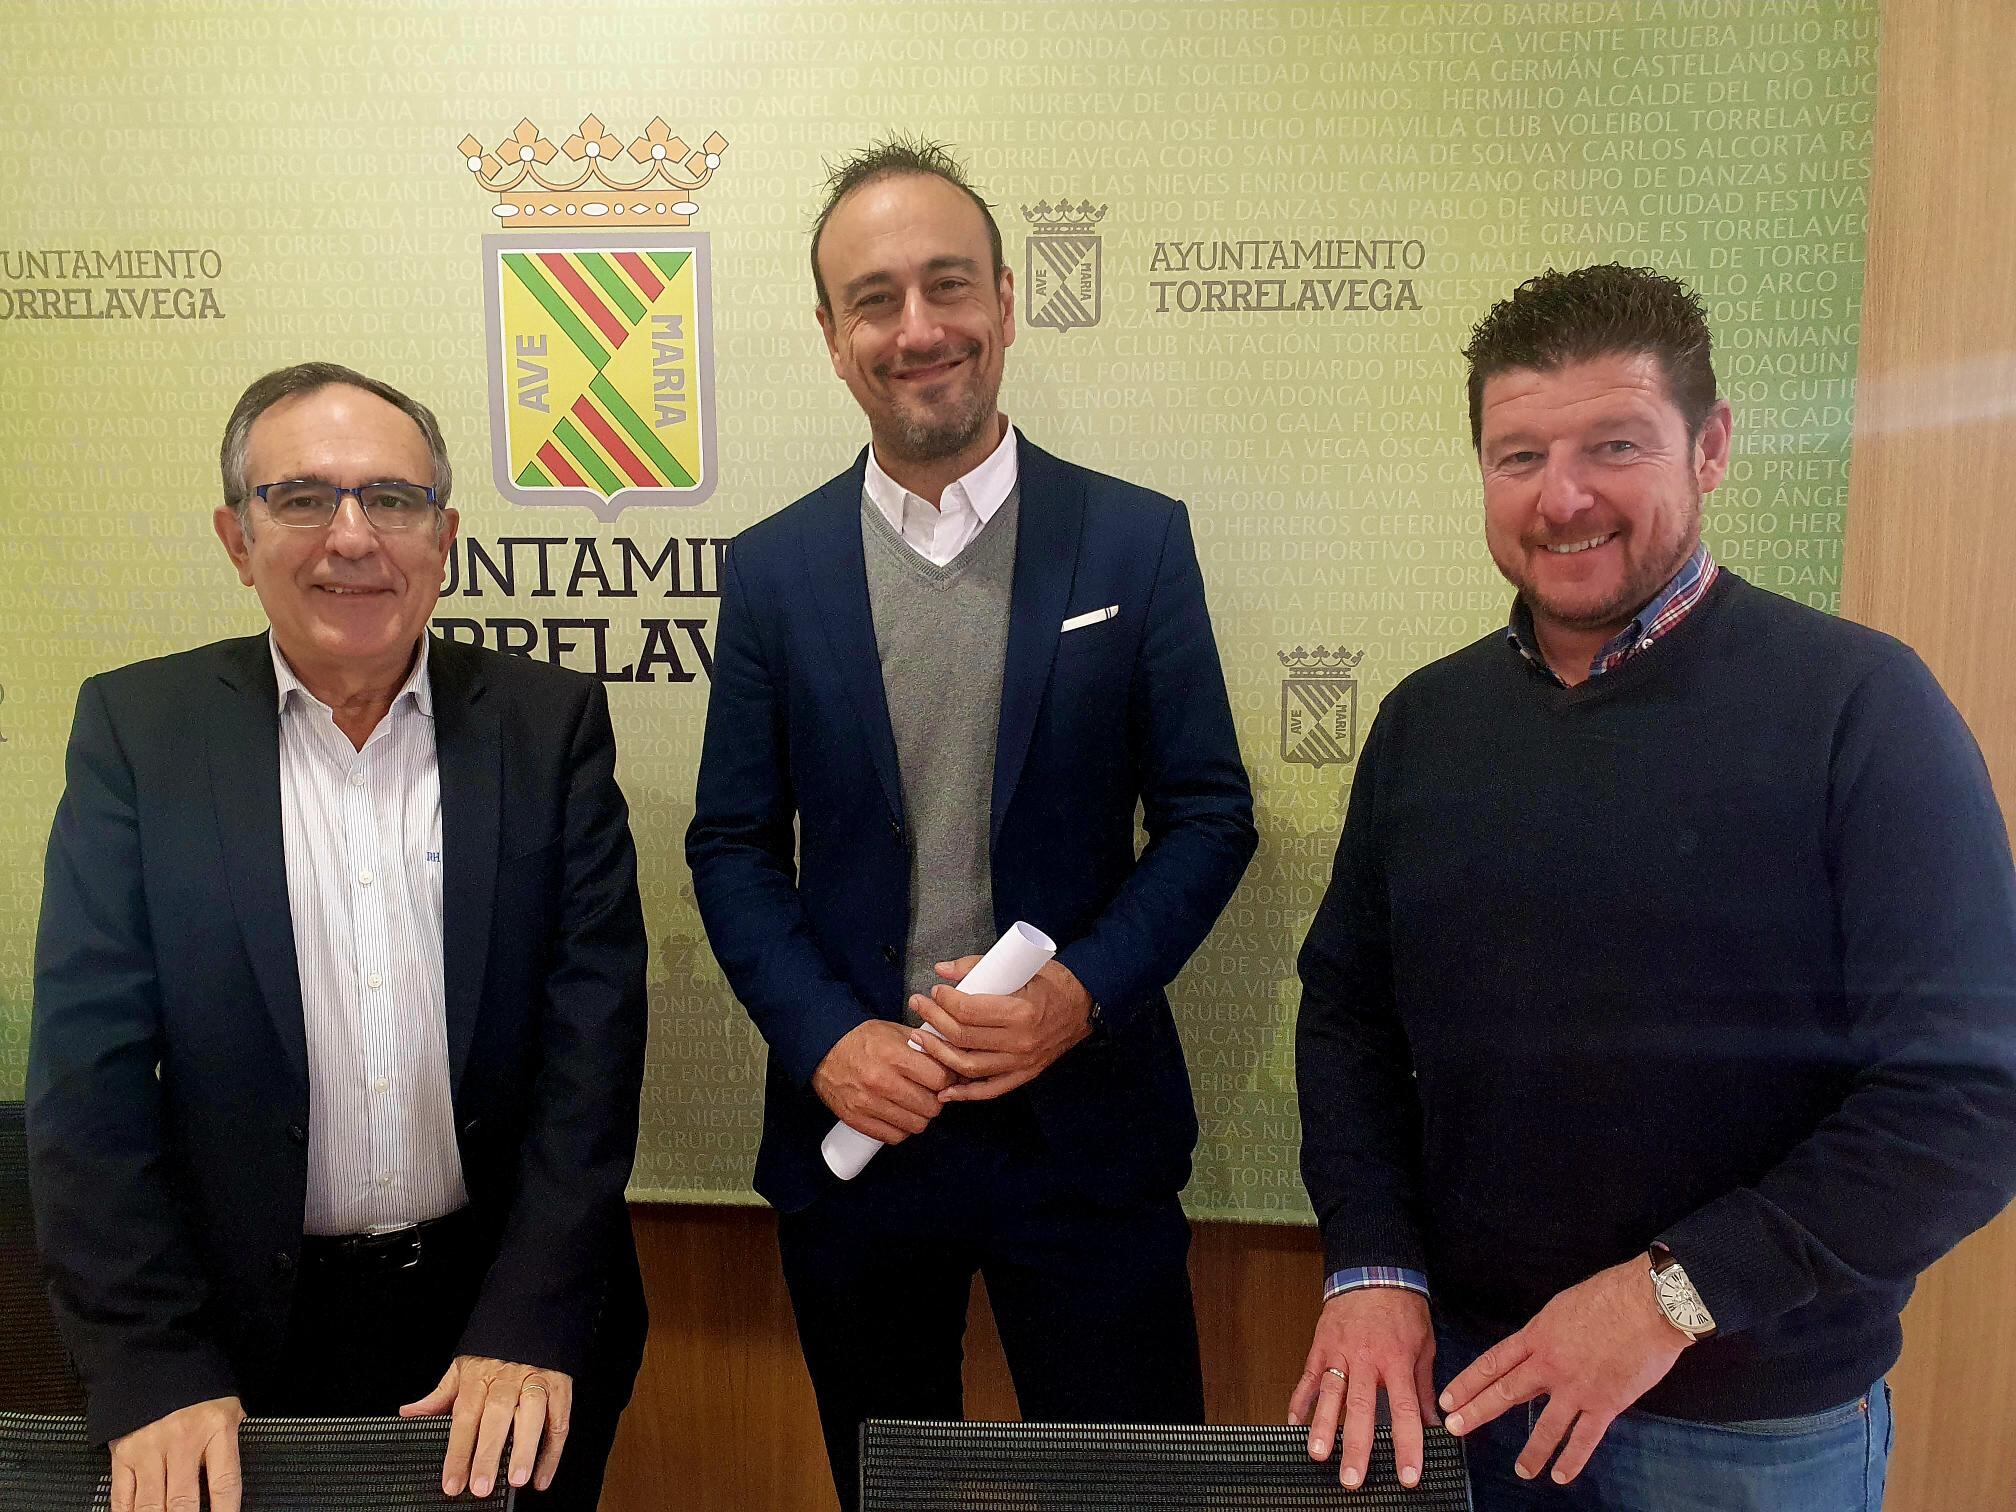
1020, 199, 1109, 230
1278, 646, 1366, 674
457, 116, 729, 228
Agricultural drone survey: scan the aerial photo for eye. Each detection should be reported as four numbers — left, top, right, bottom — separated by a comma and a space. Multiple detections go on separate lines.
1495, 450, 1542, 469
264, 483, 334, 518
1599, 439, 1638, 455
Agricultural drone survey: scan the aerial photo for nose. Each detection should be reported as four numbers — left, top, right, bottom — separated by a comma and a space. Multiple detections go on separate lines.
1535, 449, 1595, 526
895, 287, 945, 353
324, 491, 381, 556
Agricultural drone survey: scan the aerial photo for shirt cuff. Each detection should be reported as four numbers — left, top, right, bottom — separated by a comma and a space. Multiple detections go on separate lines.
1323, 1266, 1431, 1303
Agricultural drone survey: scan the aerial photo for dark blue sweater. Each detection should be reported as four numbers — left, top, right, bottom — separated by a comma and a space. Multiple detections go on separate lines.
1296, 571, 2016, 1420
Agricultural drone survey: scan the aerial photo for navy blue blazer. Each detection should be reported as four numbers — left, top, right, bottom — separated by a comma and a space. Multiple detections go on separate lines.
29, 634, 649, 1444
687, 434, 1257, 1213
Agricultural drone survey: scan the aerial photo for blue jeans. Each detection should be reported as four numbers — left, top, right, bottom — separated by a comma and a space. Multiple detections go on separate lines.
1436, 1327, 1893, 1511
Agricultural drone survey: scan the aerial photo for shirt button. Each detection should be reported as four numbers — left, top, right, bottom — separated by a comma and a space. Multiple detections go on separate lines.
376, 1173, 393, 1187
366, 972, 383, 990
373, 1076, 390, 1093
358, 869, 374, 887
349, 771, 366, 788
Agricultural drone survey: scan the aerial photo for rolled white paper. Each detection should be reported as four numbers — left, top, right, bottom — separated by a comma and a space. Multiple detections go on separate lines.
821, 921, 1058, 1180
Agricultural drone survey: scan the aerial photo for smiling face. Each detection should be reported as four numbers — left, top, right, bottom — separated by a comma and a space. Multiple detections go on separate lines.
814, 170, 1014, 481
1478, 350, 1731, 647
213, 383, 458, 697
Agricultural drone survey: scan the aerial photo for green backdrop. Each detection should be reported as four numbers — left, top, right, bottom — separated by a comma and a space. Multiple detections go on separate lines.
0, 0, 1878, 1219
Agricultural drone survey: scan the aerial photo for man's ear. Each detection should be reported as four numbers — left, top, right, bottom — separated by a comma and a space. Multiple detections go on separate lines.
214, 505, 256, 587
1693, 398, 1734, 496
816, 304, 845, 379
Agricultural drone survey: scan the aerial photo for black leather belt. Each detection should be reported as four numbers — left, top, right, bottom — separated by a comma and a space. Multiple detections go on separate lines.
301, 1209, 472, 1276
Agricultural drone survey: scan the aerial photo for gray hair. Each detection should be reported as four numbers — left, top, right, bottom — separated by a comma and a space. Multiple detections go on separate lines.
219, 361, 453, 514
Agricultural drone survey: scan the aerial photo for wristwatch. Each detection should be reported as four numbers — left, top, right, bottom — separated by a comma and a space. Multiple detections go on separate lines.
1648, 1244, 1716, 1342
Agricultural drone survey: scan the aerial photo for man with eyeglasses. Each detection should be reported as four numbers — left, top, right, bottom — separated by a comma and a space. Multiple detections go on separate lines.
28, 363, 649, 1511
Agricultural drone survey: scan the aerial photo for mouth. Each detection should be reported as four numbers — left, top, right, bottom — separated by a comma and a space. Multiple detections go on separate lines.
1539, 532, 1617, 556
315, 584, 393, 596
890, 356, 966, 386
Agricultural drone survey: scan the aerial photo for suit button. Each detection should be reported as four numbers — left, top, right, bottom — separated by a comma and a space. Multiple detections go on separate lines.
888, 817, 906, 844
285, 1123, 307, 1146
881, 944, 899, 965
273, 1251, 295, 1277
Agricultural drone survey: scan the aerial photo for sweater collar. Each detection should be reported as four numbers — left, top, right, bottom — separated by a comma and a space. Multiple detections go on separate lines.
1507, 542, 1719, 687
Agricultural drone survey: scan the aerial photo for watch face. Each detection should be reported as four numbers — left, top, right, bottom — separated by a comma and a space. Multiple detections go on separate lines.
1656, 1267, 1715, 1333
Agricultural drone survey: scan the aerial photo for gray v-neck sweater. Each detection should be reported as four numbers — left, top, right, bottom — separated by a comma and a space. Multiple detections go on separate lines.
861, 487, 1021, 1020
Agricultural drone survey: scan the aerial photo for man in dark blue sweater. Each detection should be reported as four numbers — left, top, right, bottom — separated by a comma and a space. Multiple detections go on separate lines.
1288, 264, 2016, 1510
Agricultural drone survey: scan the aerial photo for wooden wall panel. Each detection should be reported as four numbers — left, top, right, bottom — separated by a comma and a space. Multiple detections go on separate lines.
1845, 1, 2016, 1508
601, 1208, 1323, 1512
602, 4, 2016, 1506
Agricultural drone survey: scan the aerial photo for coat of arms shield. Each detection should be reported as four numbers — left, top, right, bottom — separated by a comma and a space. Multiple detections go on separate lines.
483, 231, 717, 520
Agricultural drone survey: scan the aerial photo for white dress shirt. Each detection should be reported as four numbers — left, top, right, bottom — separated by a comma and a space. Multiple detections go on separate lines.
863, 418, 1019, 566
271, 633, 469, 1235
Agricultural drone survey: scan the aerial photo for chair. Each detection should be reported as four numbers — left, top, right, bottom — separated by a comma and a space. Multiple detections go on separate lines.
0, 1412, 514, 1509
0, 1101, 88, 1413
860, 1420, 1472, 1510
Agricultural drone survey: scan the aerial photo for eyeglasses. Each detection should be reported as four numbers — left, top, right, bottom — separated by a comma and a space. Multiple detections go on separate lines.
249, 480, 441, 530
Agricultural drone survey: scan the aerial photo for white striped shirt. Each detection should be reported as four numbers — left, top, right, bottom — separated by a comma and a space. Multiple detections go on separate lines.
271, 633, 469, 1236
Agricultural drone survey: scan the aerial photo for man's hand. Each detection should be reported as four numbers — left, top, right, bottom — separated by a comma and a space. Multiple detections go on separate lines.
812, 1019, 956, 1143
401, 1355, 574, 1498
911, 958, 1093, 1102
1439, 1257, 1690, 1486
108, 1395, 244, 1512
1289, 1289, 1436, 1491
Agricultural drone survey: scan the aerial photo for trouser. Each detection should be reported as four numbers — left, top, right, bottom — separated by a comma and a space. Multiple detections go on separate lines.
778, 1098, 1205, 1512
1435, 1322, 1893, 1511
257, 1208, 647, 1511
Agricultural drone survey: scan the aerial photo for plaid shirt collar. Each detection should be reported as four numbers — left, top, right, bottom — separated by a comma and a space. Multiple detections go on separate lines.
1508, 542, 1718, 686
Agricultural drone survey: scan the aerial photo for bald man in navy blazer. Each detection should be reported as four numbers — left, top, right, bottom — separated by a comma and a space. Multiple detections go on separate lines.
687, 139, 1257, 1509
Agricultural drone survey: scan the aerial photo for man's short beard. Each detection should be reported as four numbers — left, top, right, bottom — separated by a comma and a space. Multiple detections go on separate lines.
1519, 495, 1703, 632
1526, 581, 1652, 632
875, 340, 999, 464
887, 389, 995, 462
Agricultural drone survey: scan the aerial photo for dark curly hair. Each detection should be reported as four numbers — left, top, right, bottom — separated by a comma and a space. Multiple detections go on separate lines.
1462, 264, 1718, 448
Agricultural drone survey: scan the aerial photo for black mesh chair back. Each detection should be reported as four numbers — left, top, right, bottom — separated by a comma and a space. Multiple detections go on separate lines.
0, 1101, 88, 1413
862, 1420, 1471, 1511
0, 1412, 514, 1509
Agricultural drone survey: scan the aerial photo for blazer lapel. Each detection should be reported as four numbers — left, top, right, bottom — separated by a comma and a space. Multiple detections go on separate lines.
208, 634, 309, 1089
429, 636, 499, 1095
991, 436, 1085, 845
799, 450, 905, 825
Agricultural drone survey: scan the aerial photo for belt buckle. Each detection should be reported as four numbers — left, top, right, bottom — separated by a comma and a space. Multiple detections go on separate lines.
358, 1221, 423, 1273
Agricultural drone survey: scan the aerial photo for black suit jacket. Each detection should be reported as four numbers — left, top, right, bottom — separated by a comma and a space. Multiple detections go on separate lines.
687, 435, 1258, 1212
28, 633, 649, 1444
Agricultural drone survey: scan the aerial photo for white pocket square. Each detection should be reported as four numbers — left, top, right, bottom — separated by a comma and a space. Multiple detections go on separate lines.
1060, 605, 1119, 633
